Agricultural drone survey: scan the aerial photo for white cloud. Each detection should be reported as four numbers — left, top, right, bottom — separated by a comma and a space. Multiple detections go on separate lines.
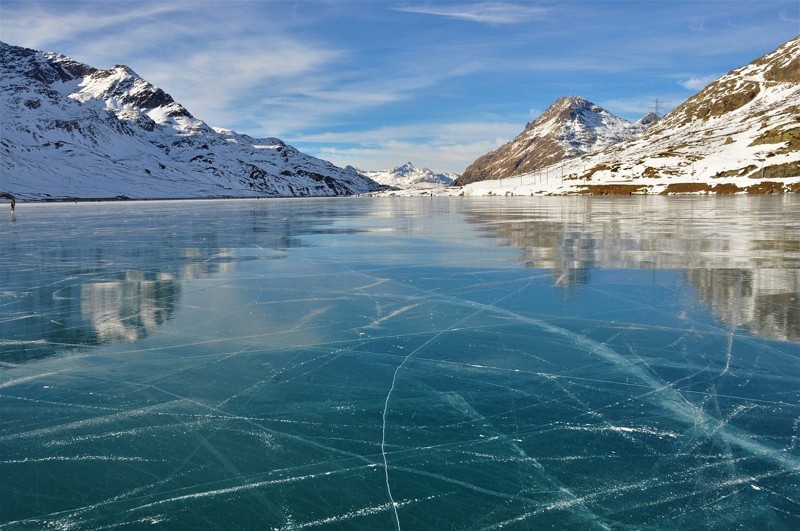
295, 121, 522, 173
598, 97, 685, 120
0, 2, 350, 135
394, 2, 548, 24
679, 75, 719, 91
210, 50, 489, 139
1, 1, 498, 142
186, 44, 334, 84
0, 2, 185, 52
140, 38, 341, 127
779, 9, 800, 23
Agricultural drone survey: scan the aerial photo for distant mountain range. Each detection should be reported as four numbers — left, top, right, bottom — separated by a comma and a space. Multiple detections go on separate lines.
455, 96, 656, 186
362, 162, 457, 189
3, 35, 799, 200
456, 35, 800, 195
0, 41, 379, 200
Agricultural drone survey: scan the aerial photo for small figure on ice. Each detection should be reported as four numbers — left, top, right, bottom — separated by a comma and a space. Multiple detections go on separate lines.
1, 193, 16, 221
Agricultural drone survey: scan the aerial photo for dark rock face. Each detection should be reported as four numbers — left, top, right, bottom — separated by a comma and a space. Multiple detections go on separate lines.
0, 42, 96, 84
87, 67, 193, 117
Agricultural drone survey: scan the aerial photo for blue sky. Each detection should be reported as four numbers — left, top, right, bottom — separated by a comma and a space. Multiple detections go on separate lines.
1, 1, 798, 173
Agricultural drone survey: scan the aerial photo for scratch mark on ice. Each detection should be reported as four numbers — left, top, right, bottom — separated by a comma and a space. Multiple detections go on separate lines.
720, 271, 743, 376
380, 274, 540, 530
366, 303, 421, 329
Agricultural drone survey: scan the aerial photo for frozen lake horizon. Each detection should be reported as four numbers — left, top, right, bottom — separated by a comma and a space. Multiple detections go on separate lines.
1, 196, 799, 529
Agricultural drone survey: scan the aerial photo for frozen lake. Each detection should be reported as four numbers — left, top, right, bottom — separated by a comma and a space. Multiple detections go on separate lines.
1, 196, 799, 529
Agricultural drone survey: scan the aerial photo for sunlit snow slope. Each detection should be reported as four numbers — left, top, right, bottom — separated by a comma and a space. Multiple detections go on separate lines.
462, 36, 800, 196
363, 162, 457, 189
0, 42, 379, 200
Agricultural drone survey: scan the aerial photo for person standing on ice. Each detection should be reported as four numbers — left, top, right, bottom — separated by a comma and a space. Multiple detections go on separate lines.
1, 193, 15, 213
1, 193, 16, 222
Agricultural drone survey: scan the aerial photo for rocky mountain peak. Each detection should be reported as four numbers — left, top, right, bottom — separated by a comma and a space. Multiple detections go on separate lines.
111, 64, 137, 76
455, 95, 644, 186
524, 96, 592, 131
1, 41, 96, 85
455, 35, 799, 196
69, 61, 193, 121
363, 162, 456, 189
396, 162, 417, 173
636, 112, 659, 127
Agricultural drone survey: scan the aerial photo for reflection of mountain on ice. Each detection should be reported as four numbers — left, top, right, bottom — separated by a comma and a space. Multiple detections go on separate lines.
0, 201, 357, 365
78, 257, 243, 343
80, 273, 179, 343
688, 269, 799, 343
0, 256, 245, 364
466, 196, 800, 342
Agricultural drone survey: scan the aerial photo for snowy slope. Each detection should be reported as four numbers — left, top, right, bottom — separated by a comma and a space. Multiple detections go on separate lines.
0, 42, 379, 200
455, 96, 653, 186
459, 36, 800, 196
362, 162, 456, 189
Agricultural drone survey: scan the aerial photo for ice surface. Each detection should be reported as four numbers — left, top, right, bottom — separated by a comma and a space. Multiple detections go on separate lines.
1, 196, 798, 529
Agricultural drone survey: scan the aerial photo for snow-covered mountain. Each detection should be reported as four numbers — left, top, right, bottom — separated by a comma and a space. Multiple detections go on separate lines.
362, 162, 457, 189
460, 36, 800, 196
455, 96, 654, 186
0, 42, 379, 200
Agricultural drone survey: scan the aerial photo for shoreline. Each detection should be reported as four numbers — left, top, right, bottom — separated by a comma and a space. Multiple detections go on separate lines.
3, 177, 800, 205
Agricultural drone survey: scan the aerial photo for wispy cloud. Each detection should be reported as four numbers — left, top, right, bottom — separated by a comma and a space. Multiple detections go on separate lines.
599, 96, 685, 120
139, 43, 341, 134
679, 75, 720, 91
295, 121, 522, 173
779, 9, 800, 23
1, 1, 499, 142
394, 2, 548, 24
0, 2, 185, 54
0, 2, 348, 134
212, 47, 490, 140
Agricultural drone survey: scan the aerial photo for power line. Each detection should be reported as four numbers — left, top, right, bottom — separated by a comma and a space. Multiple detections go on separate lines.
652, 97, 662, 118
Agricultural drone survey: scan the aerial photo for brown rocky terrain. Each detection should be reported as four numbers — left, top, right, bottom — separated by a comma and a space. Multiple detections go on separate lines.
455, 97, 654, 186
456, 35, 800, 196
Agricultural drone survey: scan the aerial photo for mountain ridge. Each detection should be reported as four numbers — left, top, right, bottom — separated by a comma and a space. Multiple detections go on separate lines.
0, 41, 379, 200
449, 35, 799, 195
362, 162, 456, 189
454, 96, 653, 186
